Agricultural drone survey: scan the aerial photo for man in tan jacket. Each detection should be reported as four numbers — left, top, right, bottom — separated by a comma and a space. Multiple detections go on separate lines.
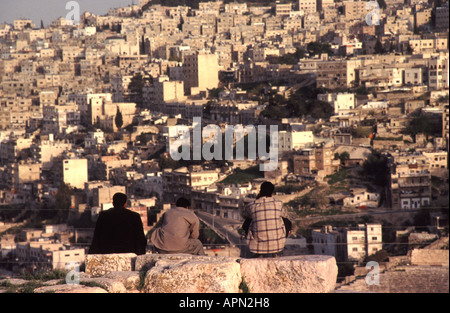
151, 197, 205, 255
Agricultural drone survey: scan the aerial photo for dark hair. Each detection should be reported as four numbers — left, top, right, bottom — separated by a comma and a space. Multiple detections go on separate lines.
258, 181, 275, 198
176, 197, 191, 208
113, 193, 127, 208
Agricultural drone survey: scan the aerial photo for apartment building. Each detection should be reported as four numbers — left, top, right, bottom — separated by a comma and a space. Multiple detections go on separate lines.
16, 241, 84, 271
62, 158, 88, 189
312, 224, 383, 262
344, 224, 382, 262
292, 142, 338, 179
275, 3, 292, 17
183, 51, 219, 95
10, 161, 41, 190
279, 130, 314, 153
343, 0, 373, 21
389, 159, 432, 210
315, 57, 360, 89
343, 189, 380, 208
298, 0, 317, 13
144, 75, 185, 110
428, 54, 449, 90
317, 93, 355, 116
162, 166, 221, 202
435, 6, 449, 32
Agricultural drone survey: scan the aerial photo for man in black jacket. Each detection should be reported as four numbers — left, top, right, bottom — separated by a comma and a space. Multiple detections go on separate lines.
89, 193, 147, 255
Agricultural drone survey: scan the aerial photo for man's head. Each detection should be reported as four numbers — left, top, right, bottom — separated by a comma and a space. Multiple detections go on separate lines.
113, 192, 128, 208
259, 181, 275, 198
176, 197, 191, 209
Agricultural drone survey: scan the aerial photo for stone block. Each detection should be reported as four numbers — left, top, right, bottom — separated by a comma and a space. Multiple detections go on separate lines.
85, 253, 137, 277
143, 257, 242, 293
411, 249, 450, 266
33, 284, 108, 293
104, 271, 142, 291
239, 255, 338, 293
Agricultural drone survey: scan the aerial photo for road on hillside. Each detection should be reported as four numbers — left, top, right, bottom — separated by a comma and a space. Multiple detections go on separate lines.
195, 210, 244, 247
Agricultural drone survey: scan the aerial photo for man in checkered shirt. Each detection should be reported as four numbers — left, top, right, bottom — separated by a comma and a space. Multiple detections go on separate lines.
242, 181, 287, 258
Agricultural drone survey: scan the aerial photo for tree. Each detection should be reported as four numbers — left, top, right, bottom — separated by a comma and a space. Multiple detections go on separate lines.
307, 41, 333, 56
54, 183, 73, 224
363, 150, 388, 186
404, 115, 442, 141
115, 107, 123, 131
338, 151, 350, 166
374, 40, 384, 54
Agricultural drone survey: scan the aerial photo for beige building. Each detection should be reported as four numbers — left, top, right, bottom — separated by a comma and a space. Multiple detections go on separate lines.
343, 0, 373, 21
14, 19, 35, 30
144, 75, 185, 110
162, 166, 221, 202
345, 224, 383, 262
278, 130, 314, 152
428, 54, 449, 90
11, 162, 41, 189
390, 160, 432, 210
435, 6, 449, 32
298, 0, 317, 13
316, 57, 360, 89
318, 93, 355, 115
275, 3, 292, 17
312, 224, 382, 262
183, 51, 219, 95
292, 142, 339, 179
63, 158, 88, 189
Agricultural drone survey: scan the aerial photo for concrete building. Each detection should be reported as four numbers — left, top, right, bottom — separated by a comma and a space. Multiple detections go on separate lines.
162, 166, 221, 202
183, 51, 219, 95
279, 130, 314, 152
344, 224, 383, 262
63, 158, 88, 189
312, 223, 383, 262
428, 54, 449, 90
318, 93, 355, 116
298, 0, 317, 13
389, 160, 432, 210
343, 0, 373, 21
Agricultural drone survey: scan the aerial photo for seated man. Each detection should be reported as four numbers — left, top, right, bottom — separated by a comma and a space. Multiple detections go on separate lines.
89, 192, 147, 255
242, 181, 287, 258
150, 197, 205, 255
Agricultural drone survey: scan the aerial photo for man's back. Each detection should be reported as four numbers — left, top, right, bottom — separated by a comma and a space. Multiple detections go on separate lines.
151, 207, 200, 252
89, 207, 147, 255
243, 196, 286, 254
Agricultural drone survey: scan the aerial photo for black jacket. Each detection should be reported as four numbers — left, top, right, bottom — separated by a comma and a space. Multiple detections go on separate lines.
88, 207, 147, 255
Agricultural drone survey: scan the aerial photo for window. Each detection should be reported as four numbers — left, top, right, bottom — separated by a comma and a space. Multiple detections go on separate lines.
352, 247, 358, 252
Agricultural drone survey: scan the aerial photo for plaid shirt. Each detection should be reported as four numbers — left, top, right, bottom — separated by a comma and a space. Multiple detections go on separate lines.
242, 196, 286, 254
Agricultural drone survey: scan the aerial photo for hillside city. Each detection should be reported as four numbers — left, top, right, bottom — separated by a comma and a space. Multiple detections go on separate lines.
0, 0, 448, 293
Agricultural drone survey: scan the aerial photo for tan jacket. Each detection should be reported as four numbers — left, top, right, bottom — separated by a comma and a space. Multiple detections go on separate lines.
150, 207, 200, 252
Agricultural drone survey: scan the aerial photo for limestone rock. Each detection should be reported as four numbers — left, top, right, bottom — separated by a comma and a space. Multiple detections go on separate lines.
0, 278, 29, 286
135, 253, 205, 271
85, 253, 137, 277
103, 271, 141, 291
411, 249, 450, 266
33, 284, 108, 293
79, 277, 127, 293
239, 255, 338, 293
143, 257, 241, 293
